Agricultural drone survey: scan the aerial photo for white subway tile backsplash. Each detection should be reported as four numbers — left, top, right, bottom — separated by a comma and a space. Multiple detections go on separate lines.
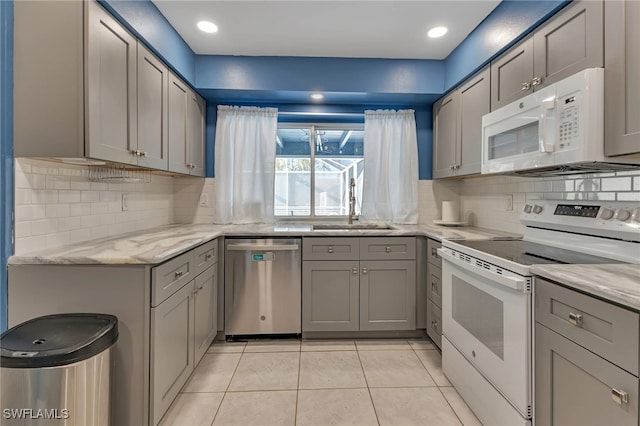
14, 158, 175, 254
600, 177, 632, 192
617, 192, 640, 201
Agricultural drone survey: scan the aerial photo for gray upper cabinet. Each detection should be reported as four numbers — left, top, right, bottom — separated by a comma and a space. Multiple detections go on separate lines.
85, 0, 138, 165
604, 0, 640, 156
432, 92, 458, 179
168, 74, 206, 176
490, 37, 534, 111
533, 0, 603, 89
491, 0, 603, 111
137, 43, 169, 170
433, 67, 489, 178
13, 0, 206, 175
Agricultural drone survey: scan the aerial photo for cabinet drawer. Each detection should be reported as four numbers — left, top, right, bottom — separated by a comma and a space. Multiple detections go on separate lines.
427, 239, 442, 267
194, 239, 217, 276
535, 278, 639, 375
427, 298, 442, 349
303, 237, 359, 261
427, 265, 442, 307
359, 237, 416, 260
152, 251, 194, 307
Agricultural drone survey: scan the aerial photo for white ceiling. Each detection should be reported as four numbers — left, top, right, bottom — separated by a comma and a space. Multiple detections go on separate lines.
151, 1, 501, 60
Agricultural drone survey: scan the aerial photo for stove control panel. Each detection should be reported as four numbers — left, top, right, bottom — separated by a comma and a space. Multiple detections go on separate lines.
521, 200, 640, 242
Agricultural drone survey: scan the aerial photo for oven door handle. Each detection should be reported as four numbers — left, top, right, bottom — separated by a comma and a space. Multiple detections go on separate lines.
438, 249, 527, 292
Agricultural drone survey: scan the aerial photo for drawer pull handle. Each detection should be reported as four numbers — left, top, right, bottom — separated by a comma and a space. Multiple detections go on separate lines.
192, 289, 198, 295
521, 81, 531, 91
431, 320, 438, 330
531, 76, 543, 86
352, 267, 358, 275
431, 282, 438, 293
385, 246, 391, 253
568, 312, 583, 327
204, 254, 212, 260
328, 246, 334, 254
611, 388, 629, 406
431, 248, 439, 258
362, 267, 368, 274
175, 271, 184, 278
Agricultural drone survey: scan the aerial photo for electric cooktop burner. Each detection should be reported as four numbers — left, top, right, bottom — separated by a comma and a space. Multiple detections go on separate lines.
455, 239, 623, 266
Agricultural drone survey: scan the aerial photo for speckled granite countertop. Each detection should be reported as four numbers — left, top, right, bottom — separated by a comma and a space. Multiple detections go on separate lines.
531, 264, 640, 311
8, 222, 519, 266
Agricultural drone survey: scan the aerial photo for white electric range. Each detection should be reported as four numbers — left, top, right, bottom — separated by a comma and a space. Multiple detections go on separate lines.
438, 200, 640, 426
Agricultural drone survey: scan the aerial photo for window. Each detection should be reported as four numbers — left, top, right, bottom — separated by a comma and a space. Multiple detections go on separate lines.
275, 124, 364, 218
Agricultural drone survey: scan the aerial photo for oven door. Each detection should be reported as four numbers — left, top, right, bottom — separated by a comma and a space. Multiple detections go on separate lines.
440, 248, 532, 418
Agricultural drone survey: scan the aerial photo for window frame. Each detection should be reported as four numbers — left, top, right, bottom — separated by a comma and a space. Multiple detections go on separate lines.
275, 122, 364, 222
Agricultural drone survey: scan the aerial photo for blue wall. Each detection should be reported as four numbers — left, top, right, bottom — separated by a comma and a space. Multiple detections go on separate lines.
1, 0, 13, 332
444, 0, 569, 91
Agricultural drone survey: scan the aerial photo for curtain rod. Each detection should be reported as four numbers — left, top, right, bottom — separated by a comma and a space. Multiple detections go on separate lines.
277, 111, 365, 117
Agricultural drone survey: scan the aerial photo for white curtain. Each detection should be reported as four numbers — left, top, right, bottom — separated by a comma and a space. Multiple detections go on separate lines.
361, 109, 419, 224
214, 105, 278, 224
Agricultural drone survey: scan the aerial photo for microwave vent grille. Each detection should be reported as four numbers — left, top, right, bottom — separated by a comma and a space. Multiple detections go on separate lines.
511, 162, 640, 177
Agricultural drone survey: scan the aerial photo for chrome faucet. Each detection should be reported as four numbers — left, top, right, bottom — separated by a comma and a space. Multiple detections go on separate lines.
348, 178, 358, 224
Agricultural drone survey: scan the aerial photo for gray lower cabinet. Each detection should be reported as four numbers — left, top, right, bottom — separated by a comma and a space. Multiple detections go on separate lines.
426, 238, 442, 348
360, 260, 416, 331
302, 237, 417, 333
535, 277, 639, 425
7, 239, 218, 426
604, 0, 640, 156
302, 261, 359, 332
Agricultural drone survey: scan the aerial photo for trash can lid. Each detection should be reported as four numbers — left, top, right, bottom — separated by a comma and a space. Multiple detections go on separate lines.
1, 313, 118, 368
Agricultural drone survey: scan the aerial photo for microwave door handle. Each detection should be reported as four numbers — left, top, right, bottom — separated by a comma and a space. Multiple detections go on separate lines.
539, 98, 556, 153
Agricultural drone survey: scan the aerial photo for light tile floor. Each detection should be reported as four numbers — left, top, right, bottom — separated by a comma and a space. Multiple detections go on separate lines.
159, 338, 482, 426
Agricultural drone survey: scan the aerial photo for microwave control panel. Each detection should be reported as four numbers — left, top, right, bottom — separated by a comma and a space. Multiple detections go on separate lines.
557, 95, 580, 148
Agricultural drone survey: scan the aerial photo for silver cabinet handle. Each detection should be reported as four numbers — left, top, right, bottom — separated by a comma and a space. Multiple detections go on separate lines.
385, 246, 391, 253
431, 282, 438, 294
141, 151, 148, 157
611, 388, 629, 405
449, 165, 454, 170
175, 271, 184, 278
328, 246, 334, 253
352, 267, 358, 274
455, 164, 460, 169
521, 81, 531, 91
362, 267, 368, 274
198, 285, 204, 291
204, 253, 212, 260
431, 320, 438, 330
568, 312, 583, 327
431, 247, 439, 258
531, 76, 543, 86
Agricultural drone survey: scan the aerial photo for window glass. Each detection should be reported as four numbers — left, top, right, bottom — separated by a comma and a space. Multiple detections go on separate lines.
275, 125, 363, 218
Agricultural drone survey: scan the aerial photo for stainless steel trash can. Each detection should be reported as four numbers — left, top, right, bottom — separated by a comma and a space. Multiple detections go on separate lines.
0, 313, 118, 426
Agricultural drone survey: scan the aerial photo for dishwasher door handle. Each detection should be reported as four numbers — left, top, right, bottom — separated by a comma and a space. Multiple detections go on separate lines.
227, 243, 300, 251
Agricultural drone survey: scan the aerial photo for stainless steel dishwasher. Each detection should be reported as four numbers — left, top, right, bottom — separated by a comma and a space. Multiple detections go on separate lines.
224, 238, 301, 336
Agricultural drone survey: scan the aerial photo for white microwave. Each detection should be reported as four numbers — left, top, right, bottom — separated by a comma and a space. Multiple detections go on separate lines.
481, 68, 637, 176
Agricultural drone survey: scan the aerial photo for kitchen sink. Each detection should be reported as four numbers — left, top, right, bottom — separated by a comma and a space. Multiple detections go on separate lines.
312, 223, 395, 230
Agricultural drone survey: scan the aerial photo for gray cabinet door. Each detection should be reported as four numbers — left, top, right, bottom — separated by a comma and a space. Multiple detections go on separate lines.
193, 265, 217, 365
150, 281, 194, 426
432, 92, 458, 178
426, 298, 442, 349
137, 43, 169, 170
604, 0, 640, 156
457, 67, 490, 176
490, 37, 534, 111
188, 92, 206, 177
535, 323, 638, 426
533, 0, 603, 89
168, 74, 191, 175
359, 260, 416, 331
302, 261, 359, 332
85, 0, 138, 165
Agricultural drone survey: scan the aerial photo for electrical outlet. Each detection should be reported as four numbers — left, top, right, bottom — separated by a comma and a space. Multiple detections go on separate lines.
504, 194, 513, 211
199, 193, 209, 207
122, 193, 129, 211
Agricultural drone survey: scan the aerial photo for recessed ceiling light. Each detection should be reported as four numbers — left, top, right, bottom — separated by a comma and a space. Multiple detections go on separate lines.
428, 26, 448, 38
311, 93, 324, 100
197, 21, 218, 33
